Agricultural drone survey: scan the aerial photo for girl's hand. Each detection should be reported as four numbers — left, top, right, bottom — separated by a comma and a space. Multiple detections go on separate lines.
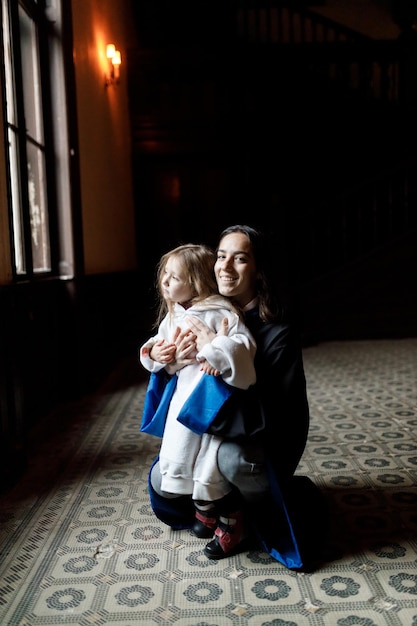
150, 339, 176, 364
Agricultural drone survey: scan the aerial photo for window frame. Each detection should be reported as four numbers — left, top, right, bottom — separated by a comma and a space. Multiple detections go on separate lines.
1, 0, 78, 281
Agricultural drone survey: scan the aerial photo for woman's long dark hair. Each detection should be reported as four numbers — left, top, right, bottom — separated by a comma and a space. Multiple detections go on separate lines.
218, 225, 286, 323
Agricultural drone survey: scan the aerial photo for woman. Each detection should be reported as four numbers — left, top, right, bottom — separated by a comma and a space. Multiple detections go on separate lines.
191, 224, 309, 483
147, 225, 326, 569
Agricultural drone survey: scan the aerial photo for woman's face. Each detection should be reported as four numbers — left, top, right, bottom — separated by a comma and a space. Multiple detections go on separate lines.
214, 232, 258, 308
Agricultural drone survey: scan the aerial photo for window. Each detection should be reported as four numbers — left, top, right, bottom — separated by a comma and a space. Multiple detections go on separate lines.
1, 0, 74, 279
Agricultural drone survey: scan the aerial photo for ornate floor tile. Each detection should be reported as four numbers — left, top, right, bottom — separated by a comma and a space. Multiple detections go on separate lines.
1, 339, 417, 625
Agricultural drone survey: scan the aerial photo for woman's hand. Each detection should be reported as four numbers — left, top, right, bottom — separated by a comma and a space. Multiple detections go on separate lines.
186, 316, 229, 351
165, 327, 197, 371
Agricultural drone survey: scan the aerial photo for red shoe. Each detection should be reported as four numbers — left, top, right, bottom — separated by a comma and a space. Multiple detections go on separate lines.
192, 509, 217, 538
204, 511, 249, 559
191, 501, 218, 538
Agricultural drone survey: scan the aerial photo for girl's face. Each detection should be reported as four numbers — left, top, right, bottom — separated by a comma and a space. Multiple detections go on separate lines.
214, 232, 258, 308
160, 256, 194, 304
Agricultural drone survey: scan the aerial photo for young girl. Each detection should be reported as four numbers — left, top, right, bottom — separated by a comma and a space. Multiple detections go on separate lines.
139, 243, 256, 540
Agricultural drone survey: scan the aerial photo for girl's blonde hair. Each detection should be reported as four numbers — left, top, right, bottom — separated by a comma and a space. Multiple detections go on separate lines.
154, 243, 218, 326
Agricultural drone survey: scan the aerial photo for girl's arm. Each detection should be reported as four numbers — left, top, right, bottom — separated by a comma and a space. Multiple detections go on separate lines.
139, 317, 176, 373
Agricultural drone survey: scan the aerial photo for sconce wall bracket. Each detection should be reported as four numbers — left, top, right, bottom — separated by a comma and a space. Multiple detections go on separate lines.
105, 43, 121, 88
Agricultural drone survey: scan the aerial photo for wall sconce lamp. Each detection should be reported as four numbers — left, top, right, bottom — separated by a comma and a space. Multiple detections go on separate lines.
105, 43, 121, 87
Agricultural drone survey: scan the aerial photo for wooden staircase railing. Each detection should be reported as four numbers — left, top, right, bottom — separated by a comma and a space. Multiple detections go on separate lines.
236, 2, 370, 45
234, 3, 401, 104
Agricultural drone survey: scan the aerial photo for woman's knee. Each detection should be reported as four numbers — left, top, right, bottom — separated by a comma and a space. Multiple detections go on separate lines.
217, 441, 269, 497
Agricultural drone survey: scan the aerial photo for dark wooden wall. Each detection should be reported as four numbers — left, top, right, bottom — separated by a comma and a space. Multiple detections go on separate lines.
128, 3, 417, 341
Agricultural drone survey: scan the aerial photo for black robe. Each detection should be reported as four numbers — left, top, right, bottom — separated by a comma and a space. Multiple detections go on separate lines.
209, 309, 310, 482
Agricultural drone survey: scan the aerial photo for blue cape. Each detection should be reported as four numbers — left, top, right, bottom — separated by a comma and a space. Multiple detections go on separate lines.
140, 371, 323, 570
140, 371, 234, 436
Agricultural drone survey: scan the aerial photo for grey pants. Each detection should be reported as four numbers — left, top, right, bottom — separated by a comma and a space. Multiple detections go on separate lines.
151, 440, 269, 503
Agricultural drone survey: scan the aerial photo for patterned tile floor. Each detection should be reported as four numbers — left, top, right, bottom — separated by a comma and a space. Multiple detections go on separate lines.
1, 339, 417, 626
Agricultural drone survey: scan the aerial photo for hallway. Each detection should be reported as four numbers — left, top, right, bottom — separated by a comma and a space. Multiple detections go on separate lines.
1, 338, 417, 625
